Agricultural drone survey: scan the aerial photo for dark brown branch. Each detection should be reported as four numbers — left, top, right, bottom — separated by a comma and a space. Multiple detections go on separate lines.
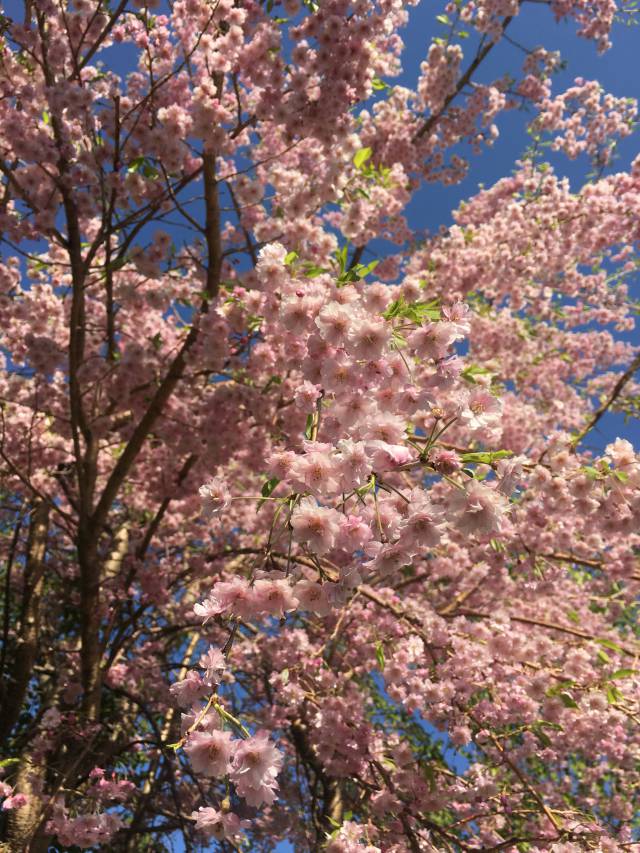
573, 351, 640, 446
0, 510, 23, 686
413, 17, 515, 142
0, 500, 49, 743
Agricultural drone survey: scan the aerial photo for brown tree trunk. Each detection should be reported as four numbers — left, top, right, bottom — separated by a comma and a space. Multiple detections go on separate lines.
0, 500, 49, 742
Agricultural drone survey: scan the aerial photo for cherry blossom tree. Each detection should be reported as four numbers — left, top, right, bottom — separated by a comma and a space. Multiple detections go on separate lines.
0, 0, 639, 850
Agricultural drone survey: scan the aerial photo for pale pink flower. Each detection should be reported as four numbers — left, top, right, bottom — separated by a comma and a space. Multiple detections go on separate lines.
185, 729, 235, 778
364, 541, 413, 576
267, 449, 300, 482
365, 412, 407, 444
320, 354, 359, 393
408, 322, 460, 360
337, 514, 373, 552
441, 302, 471, 336
605, 437, 636, 469
252, 579, 298, 618
333, 394, 374, 429
461, 389, 502, 432
199, 646, 226, 685
398, 499, 444, 548
336, 439, 371, 488
366, 440, 413, 471
347, 318, 390, 360
190, 807, 244, 840
194, 595, 223, 624
496, 456, 526, 496
180, 708, 221, 737
2, 793, 28, 810
281, 295, 318, 333
47, 812, 122, 847
429, 447, 461, 474
212, 578, 258, 620
293, 450, 340, 494
199, 477, 231, 518
290, 497, 340, 554
169, 670, 208, 708
293, 579, 332, 616
450, 481, 508, 536
230, 730, 283, 807
294, 380, 322, 410
257, 242, 287, 267
315, 301, 352, 345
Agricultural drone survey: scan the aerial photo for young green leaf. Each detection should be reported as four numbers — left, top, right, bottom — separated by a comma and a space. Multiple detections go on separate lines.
353, 147, 373, 169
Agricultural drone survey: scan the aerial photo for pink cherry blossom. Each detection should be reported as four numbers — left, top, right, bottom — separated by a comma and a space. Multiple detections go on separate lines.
184, 729, 235, 778
450, 481, 509, 536
290, 497, 341, 554
190, 807, 245, 840
230, 731, 283, 807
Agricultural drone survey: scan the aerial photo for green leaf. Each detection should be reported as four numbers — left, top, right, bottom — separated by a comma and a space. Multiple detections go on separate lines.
382, 298, 404, 320
284, 251, 298, 265
0, 757, 20, 768
355, 259, 379, 278
531, 724, 552, 747
382, 296, 440, 323
261, 476, 280, 498
606, 684, 624, 704
127, 156, 159, 178
105, 256, 127, 274
581, 465, 600, 480
460, 450, 513, 465
128, 156, 147, 173
609, 668, 636, 680
375, 641, 385, 670
337, 269, 359, 285
461, 364, 492, 384
281, 667, 289, 684
353, 147, 373, 169
436, 13, 451, 24
304, 414, 315, 440
371, 77, 389, 91
257, 476, 280, 511
336, 244, 348, 274
558, 691, 579, 709
538, 720, 563, 731
596, 638, 626, 654
303, 264, 328, 278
